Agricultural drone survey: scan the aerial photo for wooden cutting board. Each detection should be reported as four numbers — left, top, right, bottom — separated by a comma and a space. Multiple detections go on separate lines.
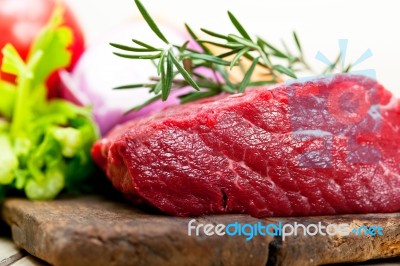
1, 195, 399, 266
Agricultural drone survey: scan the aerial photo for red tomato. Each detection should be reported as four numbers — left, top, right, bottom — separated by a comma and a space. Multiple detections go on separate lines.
0, 0, 85, 98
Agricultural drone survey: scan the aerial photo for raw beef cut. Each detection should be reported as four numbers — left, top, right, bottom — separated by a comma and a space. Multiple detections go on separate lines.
92, 74, 400, 217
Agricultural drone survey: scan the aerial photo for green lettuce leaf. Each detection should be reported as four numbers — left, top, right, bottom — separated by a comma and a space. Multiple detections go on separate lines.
0, 133, 18, 185
0, 81, 16, 119
28, 4, 73, 88
0, 4, 98, 200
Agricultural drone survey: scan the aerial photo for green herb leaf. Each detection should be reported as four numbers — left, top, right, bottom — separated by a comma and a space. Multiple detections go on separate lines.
227, 11, 252, 40
322, 53, 340, 74
134, 0, 169, 44
157, 51, 165, 76
179, 41, 190, 53
132, 39, 159, 50
198, 40, 243, 49
230, 47, 250, 69
110, 42, 159, 52
217, 48, 243, 58
181, 53, 232, 66
113, 84, 155, 90
238, 57, 259, 93
185, 24, 211, 54
161, 52, 174, 100
169, 53, 200, 91
257, 37, 289, 59
113, 0, 347, 110
113, 52, 162, 59
274, 64, 297, 78
227, 34, 258, 49
248, 80, 277, 86
163, 57, 174, 101
179, 90, 220, 104
201, 28, 231, 40
185, 23, 198, 40
343, 63, 353, 73
153, 80, 163, 95
293, 31, 302, 53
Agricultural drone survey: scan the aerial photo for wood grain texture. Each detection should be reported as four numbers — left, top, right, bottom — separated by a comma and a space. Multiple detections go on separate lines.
0, 237, 26, 266
11, 256, 48, 266
1, 196, 399, 266
0, 237, 20, 259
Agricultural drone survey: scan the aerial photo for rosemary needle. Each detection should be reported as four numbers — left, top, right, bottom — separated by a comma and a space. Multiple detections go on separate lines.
112, 0, 352, 111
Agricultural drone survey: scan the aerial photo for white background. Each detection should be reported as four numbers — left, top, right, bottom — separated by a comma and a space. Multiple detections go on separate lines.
65, 0, 400, 96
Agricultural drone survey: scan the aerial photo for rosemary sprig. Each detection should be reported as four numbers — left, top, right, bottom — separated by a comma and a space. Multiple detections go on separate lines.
112, 0, 351, 111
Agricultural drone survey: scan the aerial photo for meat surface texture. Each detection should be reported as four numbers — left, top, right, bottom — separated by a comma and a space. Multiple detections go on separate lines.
92, 74, 400, 217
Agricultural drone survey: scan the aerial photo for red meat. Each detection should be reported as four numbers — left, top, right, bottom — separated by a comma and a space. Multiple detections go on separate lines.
92, 74, 400, 217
